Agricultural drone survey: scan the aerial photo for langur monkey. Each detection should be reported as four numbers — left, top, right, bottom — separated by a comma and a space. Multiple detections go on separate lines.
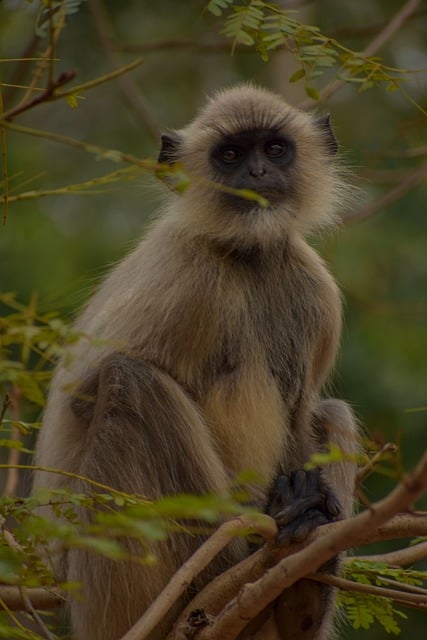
33, 84, 359, 640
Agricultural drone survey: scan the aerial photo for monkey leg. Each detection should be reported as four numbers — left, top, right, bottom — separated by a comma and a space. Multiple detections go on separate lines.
68, 352, 239, 640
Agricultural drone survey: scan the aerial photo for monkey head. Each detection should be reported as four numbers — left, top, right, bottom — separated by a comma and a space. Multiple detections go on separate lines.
158, 84, 347, 244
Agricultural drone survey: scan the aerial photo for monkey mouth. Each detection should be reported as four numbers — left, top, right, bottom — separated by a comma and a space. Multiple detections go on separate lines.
223, 187, 286, 213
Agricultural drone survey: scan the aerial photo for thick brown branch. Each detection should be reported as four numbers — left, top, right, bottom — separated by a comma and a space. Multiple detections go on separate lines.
193, 454, 427, 640
120, 515, 276, 640
0, 587, 64, 611
170, 511, 427, 636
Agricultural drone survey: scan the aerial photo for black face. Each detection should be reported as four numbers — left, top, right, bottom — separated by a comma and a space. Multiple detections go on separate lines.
210, 128, 296, 211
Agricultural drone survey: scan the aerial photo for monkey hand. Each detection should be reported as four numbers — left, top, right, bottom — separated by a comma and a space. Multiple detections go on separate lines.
266, 468, 341, 545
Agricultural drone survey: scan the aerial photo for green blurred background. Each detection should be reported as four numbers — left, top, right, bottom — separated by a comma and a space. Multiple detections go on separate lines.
1, 1, 426, 638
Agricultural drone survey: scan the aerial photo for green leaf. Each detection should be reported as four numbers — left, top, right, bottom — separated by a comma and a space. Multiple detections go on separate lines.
289, 68, 306, 83
305, 85, 320, 101
74, 536, 127, 560
206, 0, 232, 17
14, 374, 45, 406
66, 92, 80, 109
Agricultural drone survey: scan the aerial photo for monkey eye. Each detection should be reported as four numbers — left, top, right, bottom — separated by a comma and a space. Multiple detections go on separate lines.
264, 141, 286, 158
220, 147, 241, 164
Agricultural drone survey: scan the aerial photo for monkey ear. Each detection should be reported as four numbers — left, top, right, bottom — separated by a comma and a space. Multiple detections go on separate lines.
158, 132, 182, 165
316, 114, 339, 155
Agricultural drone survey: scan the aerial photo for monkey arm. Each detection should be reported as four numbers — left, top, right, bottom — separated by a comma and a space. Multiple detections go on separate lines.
240, 400, 359, 640
264, 400, 359, 640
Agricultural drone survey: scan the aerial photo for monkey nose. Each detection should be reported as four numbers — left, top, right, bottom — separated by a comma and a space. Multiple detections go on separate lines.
249, 166, 266, 178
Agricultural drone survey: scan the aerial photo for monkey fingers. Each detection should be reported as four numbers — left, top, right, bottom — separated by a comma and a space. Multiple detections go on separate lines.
267, 468, 341, 545
273, 495, 326, 527
276, 508, 331, 545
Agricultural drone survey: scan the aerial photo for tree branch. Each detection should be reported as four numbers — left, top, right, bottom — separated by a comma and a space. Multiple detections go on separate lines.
1, 70, 76, 121
3, 402, 20, 496
168, 511, 427, 639
300, 0, 423, 108
88, 0, 159, 142
189, 453, 427, 640
0, 587, 64, 612
346, 539, 427, 567
120, 515, 276, 640
1, 59, 144, 123
308, 573, 427, 609
343, 159, 427, 225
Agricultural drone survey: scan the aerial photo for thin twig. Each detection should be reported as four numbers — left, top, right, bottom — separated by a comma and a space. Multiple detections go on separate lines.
0, 167, 140, 205
121, 39, 253, 54
308, 572, 427, 608
16, 1, 66, 108
356, 443, 398, 483
4, 387, 23, 497
376, 577, 427, 596
0, 120, 157, 171
1, 58, 144, 122
19, 587, 57, 640
0, 87, 8, 224
0, 513, 57, 638
0, 395, 11, 424
346, 540, 427, 567
362, 0, 422, 57
300, 0, 422, 108
89, 0, 159, 142
1, 70, 76, 121
344, 159, 427, 225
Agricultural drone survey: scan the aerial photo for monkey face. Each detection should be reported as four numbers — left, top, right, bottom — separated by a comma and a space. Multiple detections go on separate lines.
158, 84, 346, 237
209, 127, 297, 212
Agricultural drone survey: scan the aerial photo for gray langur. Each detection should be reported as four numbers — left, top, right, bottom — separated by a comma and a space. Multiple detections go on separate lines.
33, 84, 359, 640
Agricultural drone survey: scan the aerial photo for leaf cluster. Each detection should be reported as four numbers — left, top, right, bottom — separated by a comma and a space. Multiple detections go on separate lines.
0, 293, 81, 407
338, 559, 427, 635
207, 0, 405, 98
338, 589, 407, 635
0, 484, 247, 591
